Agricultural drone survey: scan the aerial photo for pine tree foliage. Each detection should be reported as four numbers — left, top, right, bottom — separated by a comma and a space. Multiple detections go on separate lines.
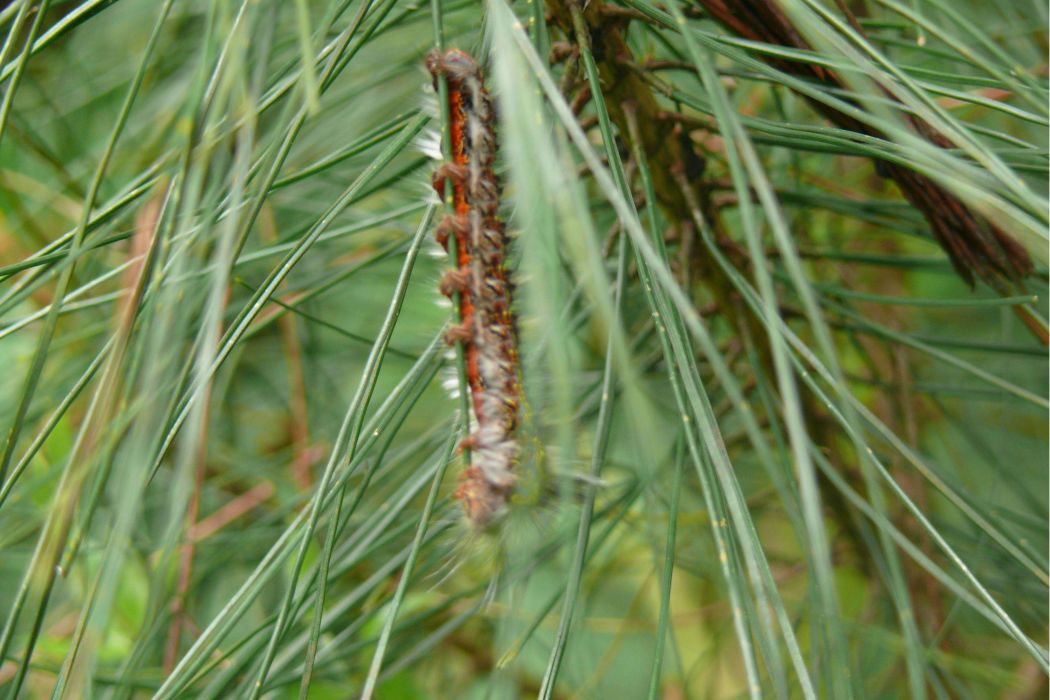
0, 0, 1046, 697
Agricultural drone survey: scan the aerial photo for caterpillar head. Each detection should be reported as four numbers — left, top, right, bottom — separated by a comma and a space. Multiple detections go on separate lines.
425, 48, 483, 89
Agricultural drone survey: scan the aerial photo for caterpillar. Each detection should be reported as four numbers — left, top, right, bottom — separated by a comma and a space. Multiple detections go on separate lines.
426, 48, 521, 527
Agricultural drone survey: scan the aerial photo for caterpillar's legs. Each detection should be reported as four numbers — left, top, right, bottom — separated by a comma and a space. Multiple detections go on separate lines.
439, 267, 471, 297
443, 317, 473, 346
431, 162, 469, 199
434, 213, 469, 250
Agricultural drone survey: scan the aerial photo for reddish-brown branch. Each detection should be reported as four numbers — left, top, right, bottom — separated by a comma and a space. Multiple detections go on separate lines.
691, 0, 1032, 287
186, 481, 276, 543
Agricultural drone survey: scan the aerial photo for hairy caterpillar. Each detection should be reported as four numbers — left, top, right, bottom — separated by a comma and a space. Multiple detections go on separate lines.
426, 48, 521, 526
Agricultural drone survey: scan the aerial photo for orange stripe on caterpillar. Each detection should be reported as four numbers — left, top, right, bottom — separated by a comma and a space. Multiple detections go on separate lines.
427, 48, 521, 527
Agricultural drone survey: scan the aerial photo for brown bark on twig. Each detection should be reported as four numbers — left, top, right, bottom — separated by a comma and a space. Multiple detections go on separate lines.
691, 0, 1033, 288
545, 0, 879, 574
